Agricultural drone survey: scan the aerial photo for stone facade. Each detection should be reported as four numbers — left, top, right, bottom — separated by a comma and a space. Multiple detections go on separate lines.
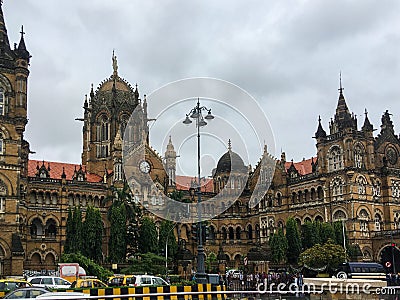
1, 2, 400, 277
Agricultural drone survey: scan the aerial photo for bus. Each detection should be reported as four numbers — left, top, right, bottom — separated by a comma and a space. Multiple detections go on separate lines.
335, 262, 386, 280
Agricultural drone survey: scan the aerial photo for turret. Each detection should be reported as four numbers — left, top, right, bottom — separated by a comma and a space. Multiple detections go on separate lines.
164, 136, 177, 193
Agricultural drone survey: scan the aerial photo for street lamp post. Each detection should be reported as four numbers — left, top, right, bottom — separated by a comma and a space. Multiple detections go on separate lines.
183, 98, 214, 283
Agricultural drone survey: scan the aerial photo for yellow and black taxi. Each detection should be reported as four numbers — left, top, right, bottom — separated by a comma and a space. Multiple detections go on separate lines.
107, 274, 136, 287
0, 278, 32, 292
70, 277, 108, 288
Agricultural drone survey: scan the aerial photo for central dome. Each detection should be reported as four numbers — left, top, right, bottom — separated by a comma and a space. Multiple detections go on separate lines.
215, 150, 247, 174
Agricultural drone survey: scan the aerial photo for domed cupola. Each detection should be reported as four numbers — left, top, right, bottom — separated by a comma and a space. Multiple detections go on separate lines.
215, 139, 247, 175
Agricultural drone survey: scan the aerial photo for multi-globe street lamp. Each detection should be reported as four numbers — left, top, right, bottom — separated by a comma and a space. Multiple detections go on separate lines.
183, 98, 214, 283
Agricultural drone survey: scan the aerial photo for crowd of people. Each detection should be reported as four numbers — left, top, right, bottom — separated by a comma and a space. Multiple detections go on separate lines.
224, 270, 304, 291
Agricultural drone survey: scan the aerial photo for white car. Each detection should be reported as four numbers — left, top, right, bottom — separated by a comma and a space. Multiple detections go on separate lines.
133, 275, 169, 286
28, 276, 72, 289
37, 292, 90, 299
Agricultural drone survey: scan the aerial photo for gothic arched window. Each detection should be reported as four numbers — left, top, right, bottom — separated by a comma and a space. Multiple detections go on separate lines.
374, 213, 382, 231
331, 176, 345, 199
354, 144, 364, 168
96, 115, 110, 158
328, 145, 343, 172
357, 176, 367, 199
0, 179, 6, 213
0, 131, 4, 154
0, 87, 5, 116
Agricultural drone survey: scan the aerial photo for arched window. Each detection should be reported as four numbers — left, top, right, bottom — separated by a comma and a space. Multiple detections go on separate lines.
236, 227, 241, 240
394, 212, 400, 230
372, 179, 381, 201
357, 176, 367, 199
333, 210, 346, 221
222, 227, 227, 240
0, 179, 6, 213
247, 224, 253, 240
120, 114, 129, 135
276, 193, 282, 206
331, 177, 344, 199
354, 144, 364, 168
374, 213, 382, 231
96, 115, 110, 158
359, 209, 370, 237
0, 131, 4, 155
0, 87, 5, 116
228, 227, 234, 240
328, 146, 343, 172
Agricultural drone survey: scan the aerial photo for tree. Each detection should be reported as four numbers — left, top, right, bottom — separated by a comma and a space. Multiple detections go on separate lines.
299, 239, 346, 273
82, 206, 103, 262
138, 217, 158, 254
333, 221, 345, 246
64, 206, 83, 254
319, 222, 335, 244
269, 228, 288, 264
123, 253, 166, 275
64, 207, 74, 254
285, 217, 302, 264
301, 221, 319, 250
108, 202, 127, 263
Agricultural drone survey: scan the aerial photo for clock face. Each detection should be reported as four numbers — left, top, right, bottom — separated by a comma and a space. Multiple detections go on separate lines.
139, 160, 151, 173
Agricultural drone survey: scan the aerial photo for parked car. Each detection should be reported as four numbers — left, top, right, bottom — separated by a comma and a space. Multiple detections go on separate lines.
0, 279, 32, 292
107, 274, 168, 287
134, 275, 169, 286
27, 276, 72, 289
107, 274, 135, 286
37, 291, 90, 299
335, 262, 386, 280
70, 277, 107, 288
3, 287, 49, 299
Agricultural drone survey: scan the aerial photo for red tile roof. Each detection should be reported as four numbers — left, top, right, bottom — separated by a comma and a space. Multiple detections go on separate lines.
28, 160, 103, 183
284, 157, 316, 175
175, 175, 214, 193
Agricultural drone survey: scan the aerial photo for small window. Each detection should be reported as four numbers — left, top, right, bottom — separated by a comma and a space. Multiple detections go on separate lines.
42, 278, 53, 285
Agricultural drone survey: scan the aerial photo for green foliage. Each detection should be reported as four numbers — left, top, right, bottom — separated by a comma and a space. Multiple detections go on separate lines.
139, 217, 158, 254
205, 252, 218, 273
60, 253, 113, 282
319, 222, 335, 244
299, 239, 346, 272
64, 207, 83, 254
285, 217, 302, 264
333, 221, 345, 246
122, 252, 166, 275
108, 202, 127, 263
158, 220, 177, 259
269, 228, 288, 263
301, 221, 320, 250
82, 206, 103, 262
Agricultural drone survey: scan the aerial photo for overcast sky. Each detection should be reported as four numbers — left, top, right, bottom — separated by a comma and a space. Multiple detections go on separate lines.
3, 1, 400, 176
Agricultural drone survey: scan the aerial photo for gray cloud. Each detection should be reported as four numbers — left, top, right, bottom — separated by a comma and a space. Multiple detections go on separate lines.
3, 0, 400, 169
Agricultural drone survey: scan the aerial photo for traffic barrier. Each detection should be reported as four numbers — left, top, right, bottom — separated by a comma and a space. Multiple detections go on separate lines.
45, 284, 226, 300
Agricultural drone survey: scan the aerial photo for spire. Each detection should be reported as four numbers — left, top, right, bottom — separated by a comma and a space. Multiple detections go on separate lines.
135, 83, 139, 99
16, 25, 29, 59
362, 108, 373, 132
330, 72, 357, 133
0, 1, 12, 59
112, 50, 118, 77
228, 139, 232, 151
315, 115, 327, 139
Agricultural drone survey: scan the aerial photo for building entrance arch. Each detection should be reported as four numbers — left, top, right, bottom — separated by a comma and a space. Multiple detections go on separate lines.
379, 244, 400, 273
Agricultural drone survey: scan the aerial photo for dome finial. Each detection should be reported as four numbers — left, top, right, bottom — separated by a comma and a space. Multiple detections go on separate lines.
228, 139, 232, 151
112, 49, 118, 77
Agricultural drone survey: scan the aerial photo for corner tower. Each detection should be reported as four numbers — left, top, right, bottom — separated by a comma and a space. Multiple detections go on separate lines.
0, 1, 31, 275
